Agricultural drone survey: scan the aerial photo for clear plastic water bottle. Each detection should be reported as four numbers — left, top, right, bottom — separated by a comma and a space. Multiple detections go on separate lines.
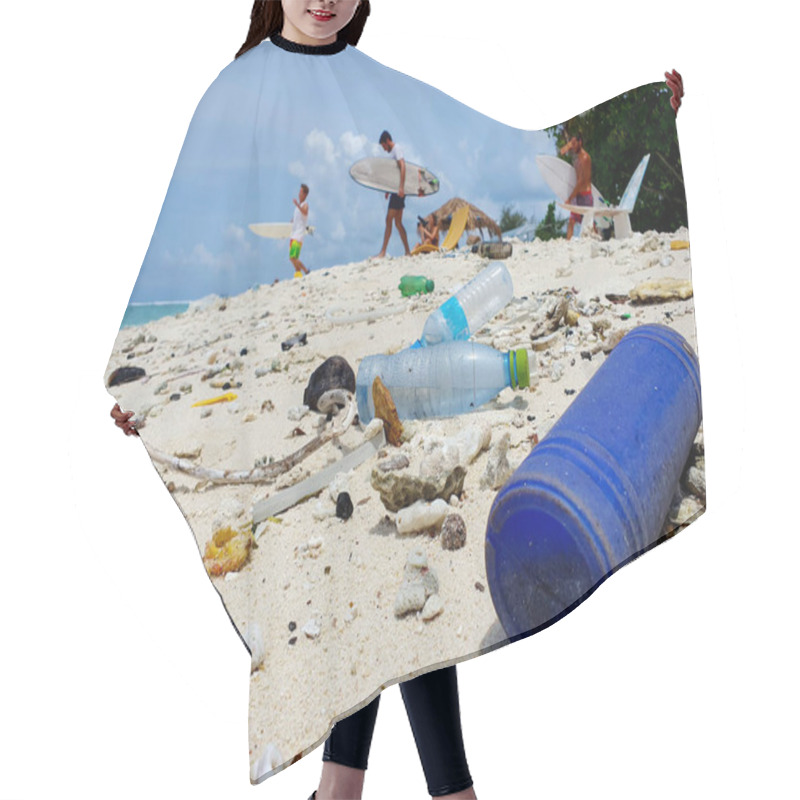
356, 341, 530, 422
414, 262, 514, 347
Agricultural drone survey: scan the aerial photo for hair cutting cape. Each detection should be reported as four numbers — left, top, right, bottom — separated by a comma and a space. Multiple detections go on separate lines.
106, 36, 705, 784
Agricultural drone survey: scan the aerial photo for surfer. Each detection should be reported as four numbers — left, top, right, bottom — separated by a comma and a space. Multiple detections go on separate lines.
374, 130, 411, 258
290, 183, 311, 277
560, 132, 595, 240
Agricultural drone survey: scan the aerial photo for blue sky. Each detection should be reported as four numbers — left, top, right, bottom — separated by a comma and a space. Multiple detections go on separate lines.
130, 43, 560, 303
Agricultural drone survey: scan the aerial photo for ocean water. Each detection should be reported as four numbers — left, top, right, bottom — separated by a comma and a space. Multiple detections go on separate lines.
121, 302, 190, 329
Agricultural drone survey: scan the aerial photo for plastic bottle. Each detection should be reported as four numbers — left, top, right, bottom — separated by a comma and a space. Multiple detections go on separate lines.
484, 325, 702, 639
399, 275, 435, 297
356, 341, 530, 422
415, 262, 514, 347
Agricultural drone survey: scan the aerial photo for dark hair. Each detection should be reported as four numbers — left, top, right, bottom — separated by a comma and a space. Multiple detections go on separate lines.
300, 183, 309, 195
574, 131, 583, 143
237, 1, 371, 59
379, 130, 392, 145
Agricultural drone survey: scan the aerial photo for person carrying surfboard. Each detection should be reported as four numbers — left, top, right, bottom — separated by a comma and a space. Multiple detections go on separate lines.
560, 132, 595, 240
374, 130, 411, 258
290, 183, 311, 277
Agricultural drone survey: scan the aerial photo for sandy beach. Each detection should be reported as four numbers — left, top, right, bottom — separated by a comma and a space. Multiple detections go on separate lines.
105, 227, 704, 780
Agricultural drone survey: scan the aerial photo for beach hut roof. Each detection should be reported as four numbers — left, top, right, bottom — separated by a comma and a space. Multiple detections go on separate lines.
432, 197, 502, 238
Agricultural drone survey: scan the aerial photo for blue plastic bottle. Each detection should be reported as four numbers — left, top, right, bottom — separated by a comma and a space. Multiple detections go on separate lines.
412, 262, 514, 348
484, 325, 702, 639
356, 341, 530, 422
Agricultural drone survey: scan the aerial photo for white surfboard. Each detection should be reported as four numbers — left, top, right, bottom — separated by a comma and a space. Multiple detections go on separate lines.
248, 222, 315, 239
350, 157, 440, 197
536, 154, 610, 228
554, 154, 651, 240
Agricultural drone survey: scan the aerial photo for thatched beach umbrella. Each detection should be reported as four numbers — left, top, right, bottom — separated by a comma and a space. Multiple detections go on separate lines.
432, 197, 503, 239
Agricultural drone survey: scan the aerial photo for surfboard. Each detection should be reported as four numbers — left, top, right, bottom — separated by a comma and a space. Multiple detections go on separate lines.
248, 223, 315, 239
535, 155, 610, 229
350, 157, 440, 197
441, 205, 469, 251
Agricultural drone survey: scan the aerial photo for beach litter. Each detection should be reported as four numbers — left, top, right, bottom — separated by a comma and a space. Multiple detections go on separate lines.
191, 392, 238, 408
203, 525, 254, 577
629, 278, 693, 304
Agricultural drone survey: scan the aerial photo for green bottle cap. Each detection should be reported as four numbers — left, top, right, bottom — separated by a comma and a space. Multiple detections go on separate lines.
510, 349, 530, 389
425, 279, 435, 293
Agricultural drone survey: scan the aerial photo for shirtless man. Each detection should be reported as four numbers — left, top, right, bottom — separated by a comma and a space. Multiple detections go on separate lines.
560, 132, 594, 240
374, 130, 411, 259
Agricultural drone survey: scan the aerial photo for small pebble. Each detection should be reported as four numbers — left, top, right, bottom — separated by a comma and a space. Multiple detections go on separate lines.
441, 514, 467, 551
288, 621, 297, 632
336, 492, 354, 520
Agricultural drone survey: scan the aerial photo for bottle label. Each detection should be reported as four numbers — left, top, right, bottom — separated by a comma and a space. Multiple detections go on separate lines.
439, 296, 470, 340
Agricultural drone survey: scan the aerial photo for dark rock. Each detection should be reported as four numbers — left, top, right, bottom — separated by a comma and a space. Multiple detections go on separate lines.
288, 637, 297, 646
108, 366, 146, 387
288, 621, 297, 632
441, 514, 467, 550
169, 393, 181, 402
240, 348, 248, 356
303, 356, 356, 411
580, 351, 592, 361
475, 581, 485, 592
336, 492, 354, 521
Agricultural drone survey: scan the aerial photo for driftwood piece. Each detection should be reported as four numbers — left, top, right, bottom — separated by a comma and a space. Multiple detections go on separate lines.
147, 389, 356, 485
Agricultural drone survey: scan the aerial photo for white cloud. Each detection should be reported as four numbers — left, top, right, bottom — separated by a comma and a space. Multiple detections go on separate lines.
339, 131, 368, 159
305, 129, 336, 165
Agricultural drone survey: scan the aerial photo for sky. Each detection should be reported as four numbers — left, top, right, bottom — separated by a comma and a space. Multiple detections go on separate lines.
129, 41, 560, 303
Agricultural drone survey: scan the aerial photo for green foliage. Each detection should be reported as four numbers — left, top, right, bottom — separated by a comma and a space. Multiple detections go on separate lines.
499, 205, 528, 233
546, 82, 687, 233
534, 202, 566, 241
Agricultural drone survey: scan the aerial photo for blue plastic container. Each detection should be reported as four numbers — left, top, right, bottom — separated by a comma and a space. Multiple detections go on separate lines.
485, 324, 702, 639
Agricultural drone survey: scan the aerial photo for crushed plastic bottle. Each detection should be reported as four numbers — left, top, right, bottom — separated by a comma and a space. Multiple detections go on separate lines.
356, 341, 529, 422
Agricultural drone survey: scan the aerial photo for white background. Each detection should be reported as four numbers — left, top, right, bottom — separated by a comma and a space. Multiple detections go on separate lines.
1, 2, 796, 799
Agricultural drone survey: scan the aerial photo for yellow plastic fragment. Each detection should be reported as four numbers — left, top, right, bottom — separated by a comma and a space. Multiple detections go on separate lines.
191, 392, 238, 408
670, 240, 690, 250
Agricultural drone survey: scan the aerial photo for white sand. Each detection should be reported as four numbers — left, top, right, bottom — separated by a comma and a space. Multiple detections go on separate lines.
106, 228, 701, 780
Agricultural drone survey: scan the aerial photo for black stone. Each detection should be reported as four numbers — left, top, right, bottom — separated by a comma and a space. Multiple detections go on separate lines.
108, 366, 146, 387
303, 356, 355, 411
336, 492, 354, 521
